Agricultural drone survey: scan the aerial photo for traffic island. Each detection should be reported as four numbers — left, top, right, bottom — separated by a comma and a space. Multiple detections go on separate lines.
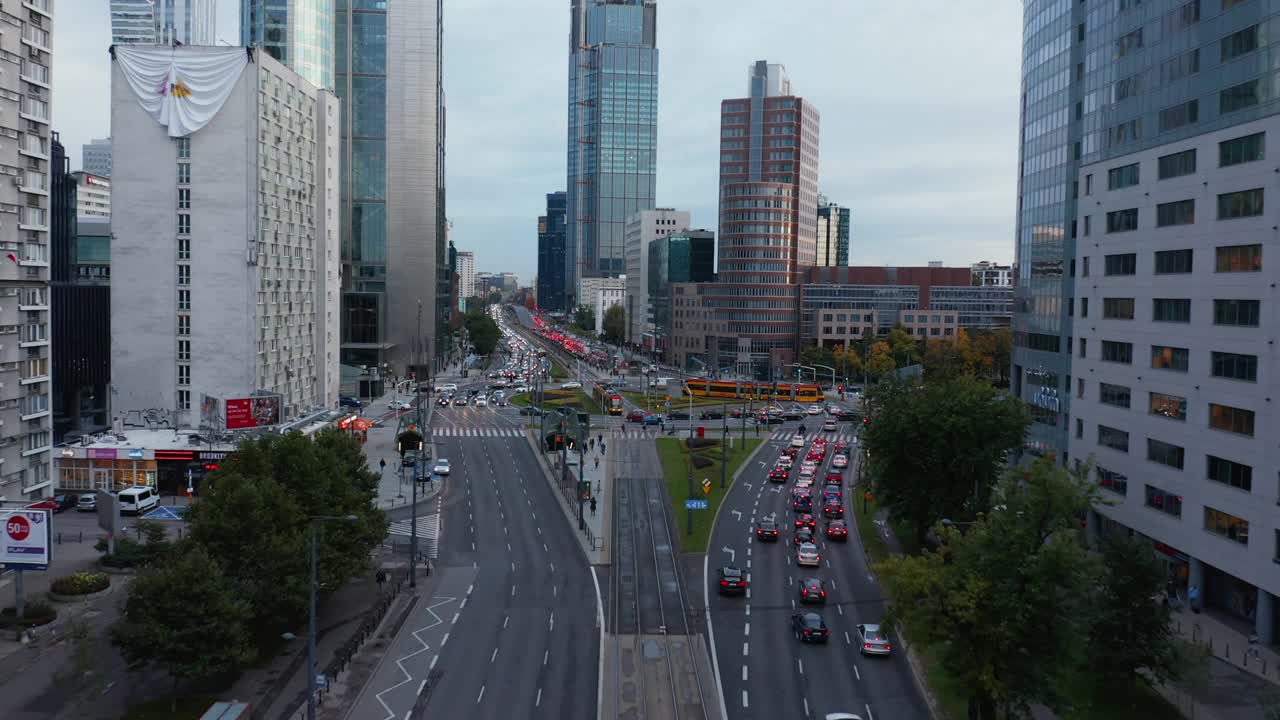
654, 436, 762, 553
47, 571, 112, 603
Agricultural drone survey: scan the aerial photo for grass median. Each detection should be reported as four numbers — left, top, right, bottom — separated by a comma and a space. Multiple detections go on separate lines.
655, 436, 762, 553
621, 391, 752, 412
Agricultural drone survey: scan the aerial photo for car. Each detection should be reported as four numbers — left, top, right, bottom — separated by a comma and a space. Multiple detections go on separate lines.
807, 405, 823, 415
823, 715, 865, 720
729, 408, 746, 418
699, 410, 723, 420
794, 527, 816, 546
781, 446, 800, 458
805, 451, 825, 463
475, 397, 488, 407
776, 455, 793, 469
668, 410, 689, 420
831, 454, 848, 469
757, 413, 784, 425
822, 487, 843, 504
823, 420, 838, 432
823, 502, 845, 519
790, 435, 806, 449
823, 473, 844, 486
798, 465, 816, 479
769, 467, 789, 482
560, 381, 583, 389
437, 396, 450, 406
513, 385, 529, 393
518, 406, 544, 416
856, 623, 893, 656
453, 397, 468, 406
432, 458, 451, 476
791, 486, 812, 498
494, 399, 509, 407
799, 577, 827, 604
826, 520, 850, 541
833, 441, 850, 454
791, 612, 830, 643
796, 542, 821, 567
642, 414, 663, 426
794, 476, 814, 490
339, 396, 363, 408
76, 492, 98, 512
756, 519, 781, 541
626, 410, 646, 423
487, 371, 500, 379
793, 497, 814, 514
782, 409, 805, 420
795, 514, 817, 530
718, 566, 748, 595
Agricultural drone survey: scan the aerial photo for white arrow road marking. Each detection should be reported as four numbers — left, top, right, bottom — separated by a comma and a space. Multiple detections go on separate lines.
374, 595, 456, 720
731, 510, 742, 521
722, 547, 736, 562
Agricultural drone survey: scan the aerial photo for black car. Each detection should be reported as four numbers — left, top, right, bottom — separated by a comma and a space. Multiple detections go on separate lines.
793, 496, 813, 514
668, 410, 690, 420
718, 566, 747, 595
756, 519, 781, 542
757, 414, 784, 425
799, 577, 827, 605
339, 396, 362, 408
52, 494, 76, 513
793, 527, 815, 546
518, 406, 544, 416
823, 502, 845, 519
791, 612, 830, 643
699, 410, 724, 420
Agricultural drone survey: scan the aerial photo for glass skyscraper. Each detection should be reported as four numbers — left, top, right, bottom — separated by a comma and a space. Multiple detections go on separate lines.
537, 191, 568, 312
242, 0, 334, 91
113, 0, 216, 45
566, 0, 658, 307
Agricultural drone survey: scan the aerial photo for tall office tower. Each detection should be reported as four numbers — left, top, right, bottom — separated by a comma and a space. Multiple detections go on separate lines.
566, 0, 658, 307
456, 250, 475, 301
72, 172, 110, 217
1017, 0, 1280, 643
623, 207, 688, 345
82, 137, 112, 177
815, 197, 850, 267
112, 0, 216, 45
708, 60, 820, 378
0, 1, 54, 501
241, 0, 334, 90
537, 191, 568, 312
110, 46, 340, 426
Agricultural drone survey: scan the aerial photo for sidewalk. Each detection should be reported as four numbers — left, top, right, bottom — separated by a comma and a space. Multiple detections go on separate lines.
522, 430, 610, 565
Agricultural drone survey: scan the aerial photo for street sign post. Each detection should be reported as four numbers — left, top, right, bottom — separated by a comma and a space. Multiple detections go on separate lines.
684, 499, 708, 510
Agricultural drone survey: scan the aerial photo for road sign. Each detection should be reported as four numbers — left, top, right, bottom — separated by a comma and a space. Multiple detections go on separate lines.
664, 401, 671, 408
1, 509, 50, 570
703, 485, 711, 495
685, 499, 708, 510
701, 478, 711, 490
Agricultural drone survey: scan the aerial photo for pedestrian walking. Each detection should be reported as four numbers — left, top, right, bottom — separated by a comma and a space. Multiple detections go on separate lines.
598, 433, 603, 446
590, 497, 598, 516
379, 458, 387, 473
1189, 584, 1202, 613
595, 456, 600, 469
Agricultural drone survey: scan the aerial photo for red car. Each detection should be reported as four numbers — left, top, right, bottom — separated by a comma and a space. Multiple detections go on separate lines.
824, 473, 843, 486
769, 467, 789, 482
781, 446, 800, 458
826, 520, 849, 540
805, 452, 825, 463
626, 410, 645, 423
833, 441, 850, 454
795, 513, 817, 530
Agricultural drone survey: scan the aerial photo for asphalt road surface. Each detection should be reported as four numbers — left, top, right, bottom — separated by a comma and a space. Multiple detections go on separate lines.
706, 418, 930, 720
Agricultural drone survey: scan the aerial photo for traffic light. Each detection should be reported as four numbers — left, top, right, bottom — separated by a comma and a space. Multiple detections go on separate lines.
863, 417, 870, 425
837, 385, 844, 393
204, 463, 220, 472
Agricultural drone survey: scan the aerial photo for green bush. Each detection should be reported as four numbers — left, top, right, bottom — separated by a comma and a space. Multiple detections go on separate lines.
97, 529, 172, 569
687, 438, 721, 450
0, 601, 56, 628
691, 454, 714, 469
50, 571, 110, 596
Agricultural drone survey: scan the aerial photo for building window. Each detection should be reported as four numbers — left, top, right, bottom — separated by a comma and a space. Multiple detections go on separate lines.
177, 265, 190, 286
1103, 297, 1135, 320
177, 315, 190, 335
1104, 253, 1136, 275
178, 237, 190, 260
1106, 208, 1139, 233
1209, 403, 1255, 436
1080, 297, 1089, 318
1147, 438, 1185, 469
1145, 485, 1182, 517
176, 213, 190, 235
177, 339, 190, 361
1098, 425, 1130, 452
1116, 27, 1144, 57
1204, 507, 1249, 545
1149, 392, 1187, 420
1217, 188, 1264, 219
1101, 340, 1132, 364
1152, 298, 1191, 323
1099, 382, 1131, 408
1154, 249, 1193, 274
1107, 163, 1140, 190
1219, 132, 1265, 167
177, 364, 190, 386
1220, 79, 1261, 114
176, 136, 190, 159
177, 162, 190, 184
178, 188, 190, 209
1160, 47, 1200, 84
177, 389, 191, 411
1156, 199, 1195, 227
1211, 351, 1257, 381
1075, 418, 1084, 438
1158, 148, 1196, 179
1079, 337, 1088, 358
1215, 244, 1262, 272
1213, 299, 1260, 326
1151, 345, 1189, 371
1083, 216, 1091, 236
1220, 24, 1259, 62
1158, 99, 1199, 132
1097, 466, 1128, 496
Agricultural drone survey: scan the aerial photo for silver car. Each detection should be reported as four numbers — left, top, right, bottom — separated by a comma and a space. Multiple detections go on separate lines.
856, 623, 892, 656
796, 542, 820, 567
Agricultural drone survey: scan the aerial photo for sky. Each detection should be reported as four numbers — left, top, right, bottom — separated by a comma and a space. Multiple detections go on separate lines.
54, 1, 1022, 284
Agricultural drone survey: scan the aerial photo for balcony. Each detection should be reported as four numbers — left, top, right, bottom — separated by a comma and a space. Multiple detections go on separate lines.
20, 59, 48, 87
22, 0, 51, 18
18, 207, 45, 232
18, 373, 46, 386
18, 134, 47, 159
18, 171, 46, 195
18, 97, 47, 124
21, 443, 49, 458
19, 407, 47, 421
20, 24, 49, 51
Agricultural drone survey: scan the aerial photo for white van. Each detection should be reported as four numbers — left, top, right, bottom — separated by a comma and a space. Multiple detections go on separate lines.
117, 486, 159, 515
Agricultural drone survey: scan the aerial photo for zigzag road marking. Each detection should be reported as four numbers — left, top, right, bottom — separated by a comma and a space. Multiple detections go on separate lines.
374, 595, 457, 720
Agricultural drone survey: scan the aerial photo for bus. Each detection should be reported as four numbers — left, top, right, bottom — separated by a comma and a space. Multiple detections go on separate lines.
682, 378, 824, 403
592, 383, 624, 415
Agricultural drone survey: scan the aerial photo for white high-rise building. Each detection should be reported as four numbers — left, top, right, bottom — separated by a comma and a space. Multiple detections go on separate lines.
0, 0, 53, 502
72, 172, 110, 217
110, 46, 340, 428
457, 250, 475, 301
111, 0, 216, 45
82, 137, 112, 177
623, 208, 689, 345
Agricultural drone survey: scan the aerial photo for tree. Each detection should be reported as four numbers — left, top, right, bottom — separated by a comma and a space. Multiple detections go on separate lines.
878, 457, 1099, 719
866, 340, 896, 378
463, 307, 500, 355
972, 328, 1012, 385
862, 375, 1028, 544
887, 325, 921, 367
602, 304, 626, 344
1087, 534, 1187, 694
798, 344, 835, 371
832, 344, 863, 384
922, 329, 977, 380
111, 546, 255, 708
572, 305, 595, 334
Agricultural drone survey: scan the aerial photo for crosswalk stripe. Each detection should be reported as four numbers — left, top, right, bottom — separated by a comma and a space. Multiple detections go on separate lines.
388, 515, 440, 558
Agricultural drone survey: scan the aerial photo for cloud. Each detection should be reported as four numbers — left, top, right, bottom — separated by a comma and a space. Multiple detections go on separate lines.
55, 1, 1022, 284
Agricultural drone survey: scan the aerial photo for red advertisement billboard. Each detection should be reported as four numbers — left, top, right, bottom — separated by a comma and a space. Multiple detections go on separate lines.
225, 396, 282, 429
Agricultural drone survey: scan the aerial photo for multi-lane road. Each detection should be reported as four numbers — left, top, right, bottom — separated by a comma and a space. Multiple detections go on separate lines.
707, 419, 930, 720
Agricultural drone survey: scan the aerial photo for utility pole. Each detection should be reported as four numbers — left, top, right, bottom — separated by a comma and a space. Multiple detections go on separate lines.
720, 397, 728, 489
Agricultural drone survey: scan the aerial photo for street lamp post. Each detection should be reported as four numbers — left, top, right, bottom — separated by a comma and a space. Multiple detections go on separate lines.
720, 397, 728, 489
308, 514, 359, 720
